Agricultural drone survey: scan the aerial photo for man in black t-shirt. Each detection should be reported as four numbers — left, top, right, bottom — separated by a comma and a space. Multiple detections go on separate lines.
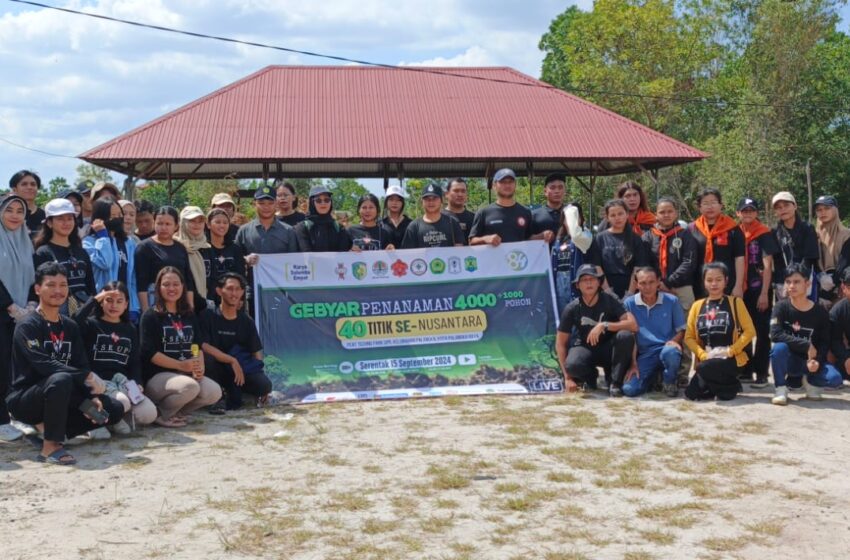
531, 173, 572, 242
6, 262, 123, 466
555, 265, 638, 396
736, 197, 780, 387
402, 184, 465, 249
442, 178, 475, 244
769, 263, 842, 405
771, 191, 820, 297
470, 168, 546, 246
201, 273, 271, 409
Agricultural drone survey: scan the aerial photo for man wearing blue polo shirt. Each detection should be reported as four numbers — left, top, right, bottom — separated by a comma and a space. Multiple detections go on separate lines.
623, 267, 686, 397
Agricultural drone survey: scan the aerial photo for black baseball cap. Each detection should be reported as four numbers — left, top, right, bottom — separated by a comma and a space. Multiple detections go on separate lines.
254, 185, 275, 200
76, 180, 94, 195
737, 197, 759, 212
421, 184, 443, 199
814, 195, 838, 208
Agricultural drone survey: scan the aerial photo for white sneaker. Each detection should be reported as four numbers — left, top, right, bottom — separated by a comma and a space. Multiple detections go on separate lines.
771, 386, 789, 406
803, 377, 823, 401
9, 420, 37, 436
0, 423, 23, 442
88, 427, 111, 440
110, 420, 132, 435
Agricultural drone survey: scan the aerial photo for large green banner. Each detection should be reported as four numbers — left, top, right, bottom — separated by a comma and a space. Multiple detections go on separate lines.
254, 241, 563, 402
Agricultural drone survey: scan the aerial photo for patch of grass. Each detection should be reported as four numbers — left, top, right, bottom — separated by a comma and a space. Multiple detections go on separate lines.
390, 495, 417, 516
362, 518, 396, 535
558, 504, 585, 518
494, 482, 523, 493
442, 395, 464, 407
395, 534, 424, 553
637, 502, 710, 529
363, 464, 382, 474
624, 552, 655, 560
510, 459, 538, 472
745, 520, 783, 538
700, 535, 749, 552
435, 498, 460, 509
121, 456, 152, 469
547, 471, 578, 484
566, 409, 599, 428
322, 453, 349, 467
542, 445, 615, 470
543, 554, 590, 560
421, 514, 455, 533
326, 492, 372, 512
426, 465, 470, 490
639, 529, 675, 545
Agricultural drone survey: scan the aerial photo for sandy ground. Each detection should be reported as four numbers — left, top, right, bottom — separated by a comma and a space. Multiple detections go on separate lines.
2, 384, 850, 560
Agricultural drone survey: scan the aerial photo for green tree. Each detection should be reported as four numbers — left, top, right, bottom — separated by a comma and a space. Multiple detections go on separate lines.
75, 163, 114, 185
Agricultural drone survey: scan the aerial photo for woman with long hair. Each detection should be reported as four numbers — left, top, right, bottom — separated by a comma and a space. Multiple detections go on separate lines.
118, 199, 140, 243
73, 281, 156, 431
275, 180, 306, 227
33, 198, 96, 315
684, 262, 755, 401
813, 195, 850, 305
134, 206, 195, 312
202, 208, 246, 305
139, 267, 220, 427
348, 194, 394, 251
771, 191, 820, 302
381, 185, 412, 248
595, 199, 649, 298
83, 198, 140, 322
293, 185, 352, 252
0, 195, 35, 441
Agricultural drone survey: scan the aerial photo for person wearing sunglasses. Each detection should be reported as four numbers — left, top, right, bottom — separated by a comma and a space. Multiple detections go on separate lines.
293, 186, 352, 252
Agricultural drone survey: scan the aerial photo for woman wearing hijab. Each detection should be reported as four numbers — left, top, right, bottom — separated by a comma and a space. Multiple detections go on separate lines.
0, 195, 36, 441
174, 206, 211, 310
293, 185, 352, 252
814, 195, 850, 306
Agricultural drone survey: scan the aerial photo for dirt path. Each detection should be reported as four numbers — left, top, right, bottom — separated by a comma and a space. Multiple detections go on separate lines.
2, 386, 849, 560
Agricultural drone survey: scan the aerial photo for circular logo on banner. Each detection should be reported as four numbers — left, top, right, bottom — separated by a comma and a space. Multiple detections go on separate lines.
339, 362, 354, 374
506, 251, 528, 271
430, 258, 446, 274
410, 259, 428, 276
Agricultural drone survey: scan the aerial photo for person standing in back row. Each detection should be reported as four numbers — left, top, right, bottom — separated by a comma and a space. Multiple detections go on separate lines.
382, 185, 412, 248
470, 168, 550, 246
771, 191, 819, 301
442, 178, 475, 243
689, 188, 746, 298
531, 173, 571, 242
736, 197, 779, 387
402, 184, 465, 249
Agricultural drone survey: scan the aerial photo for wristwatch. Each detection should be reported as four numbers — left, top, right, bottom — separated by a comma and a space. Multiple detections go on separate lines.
602, 321, 609, 333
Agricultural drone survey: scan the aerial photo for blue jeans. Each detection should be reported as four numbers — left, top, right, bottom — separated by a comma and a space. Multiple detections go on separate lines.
623, 345, 682, 397
770, 342, 843, 388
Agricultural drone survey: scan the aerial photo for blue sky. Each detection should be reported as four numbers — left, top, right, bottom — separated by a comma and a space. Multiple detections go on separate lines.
0, 0, 847, 190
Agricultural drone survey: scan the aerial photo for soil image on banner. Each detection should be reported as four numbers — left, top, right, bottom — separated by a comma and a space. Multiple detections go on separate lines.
254, 241, 562, 402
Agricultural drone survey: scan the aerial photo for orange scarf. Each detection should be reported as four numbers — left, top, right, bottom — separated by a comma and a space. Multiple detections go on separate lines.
694, 214, 739, 264
630, 209, 656, 235
738, 219, 771, 290
650, 225, 683, 278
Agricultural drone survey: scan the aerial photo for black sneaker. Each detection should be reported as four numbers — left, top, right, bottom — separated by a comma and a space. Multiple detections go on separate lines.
609, 386, 624, 398
750, 378, 769, 388
208, 398, 226, 415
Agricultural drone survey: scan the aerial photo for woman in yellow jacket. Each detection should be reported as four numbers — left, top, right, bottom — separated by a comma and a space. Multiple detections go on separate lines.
684, 262, 756, 400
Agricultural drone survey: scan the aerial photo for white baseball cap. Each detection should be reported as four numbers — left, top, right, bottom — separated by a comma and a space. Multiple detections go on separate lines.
44, 198, 77, 219
385, 185, 408, 199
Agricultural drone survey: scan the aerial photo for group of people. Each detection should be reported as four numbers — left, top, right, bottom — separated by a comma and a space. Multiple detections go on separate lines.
1, 166, 848, 466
